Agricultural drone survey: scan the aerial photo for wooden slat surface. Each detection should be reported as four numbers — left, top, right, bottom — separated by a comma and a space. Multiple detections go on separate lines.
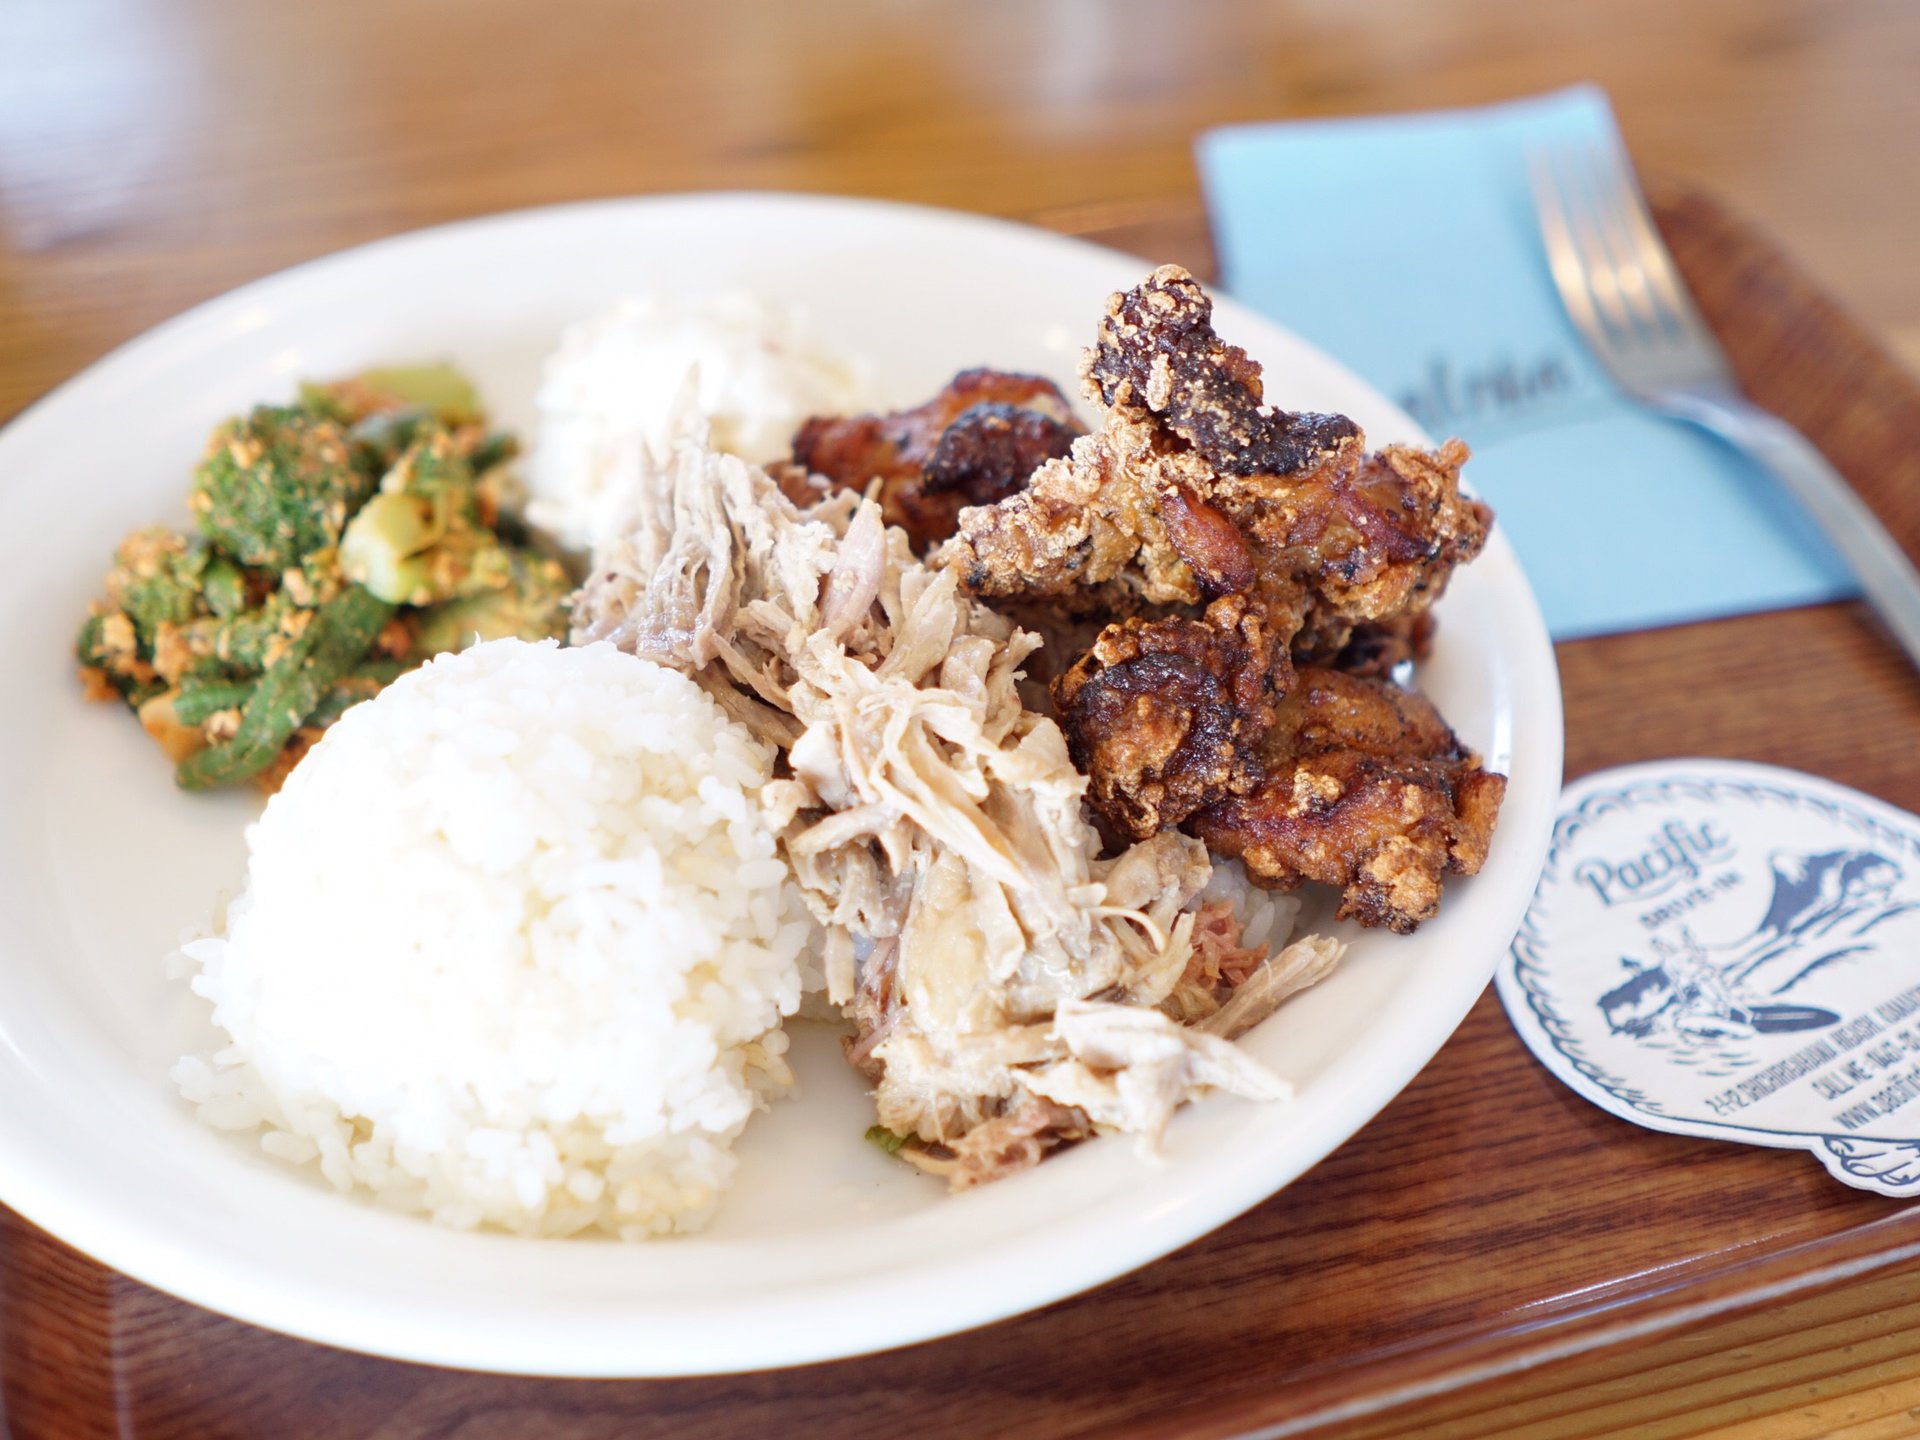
1332, 1263, 1920, 1440
3, 3, 1919, 1436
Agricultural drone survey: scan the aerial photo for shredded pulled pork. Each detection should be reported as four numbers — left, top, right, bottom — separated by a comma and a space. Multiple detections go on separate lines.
574, 412, 1344, 1186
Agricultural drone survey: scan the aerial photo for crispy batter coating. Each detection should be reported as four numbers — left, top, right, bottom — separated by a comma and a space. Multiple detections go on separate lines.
939, 426, 1204, 607
937, 269, 1491, 675
1320, 611, 1437, 678
937, 265, 1503, 907
1240, 438, 1491, 647
939, 412, 1489, 650
1188, 668, 1507, 933
1084, 263, 1358, 477
1156, 481, 1257, 593
1051, 593, 1287, 841
789, 369, 1081, 551
922, 402, 1076, 501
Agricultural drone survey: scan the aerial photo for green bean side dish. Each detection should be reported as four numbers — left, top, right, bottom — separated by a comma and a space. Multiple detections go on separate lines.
77, 365, 571, 791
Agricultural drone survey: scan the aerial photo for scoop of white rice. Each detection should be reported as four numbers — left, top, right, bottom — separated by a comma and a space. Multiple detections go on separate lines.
172, 638, 812, 1239
1198, 858, 1303, 955
527, 292, 868, 557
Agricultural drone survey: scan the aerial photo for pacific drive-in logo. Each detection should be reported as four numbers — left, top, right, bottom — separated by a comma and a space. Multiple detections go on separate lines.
1595, 841, 1910, 1057
1572, 819, 1736, 910
1498, 763, 1920, 1197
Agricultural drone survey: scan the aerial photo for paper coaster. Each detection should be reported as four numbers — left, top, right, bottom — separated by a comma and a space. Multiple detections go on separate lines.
1496, 759, 1920, 1197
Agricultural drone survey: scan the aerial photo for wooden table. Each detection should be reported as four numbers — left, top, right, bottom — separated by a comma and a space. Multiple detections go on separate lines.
4, 2, 1919, 1435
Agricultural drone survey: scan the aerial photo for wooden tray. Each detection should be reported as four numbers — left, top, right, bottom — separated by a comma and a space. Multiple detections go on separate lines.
6, 188, 1919, 1440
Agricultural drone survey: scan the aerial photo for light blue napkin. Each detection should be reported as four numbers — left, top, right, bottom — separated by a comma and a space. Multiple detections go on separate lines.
1197, 85, 1855, 640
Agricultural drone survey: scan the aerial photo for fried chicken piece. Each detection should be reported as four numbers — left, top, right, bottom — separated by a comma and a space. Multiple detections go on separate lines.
940, 416, 1488, 653
1320, 611, 1437, 678
1246, 438, 1490, 656
1051, 593, 1291, 840
1083, 264, 1359, 477
789, 368, 1082, 551
938, 428, 1206, 609
1188, 668, 1506, 933
940, 265, 1497, 863
923, 402, 1076, 502
936, 267, 1491, 657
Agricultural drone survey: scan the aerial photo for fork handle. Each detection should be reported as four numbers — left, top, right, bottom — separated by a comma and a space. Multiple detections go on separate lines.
1661, 388, 1920, 669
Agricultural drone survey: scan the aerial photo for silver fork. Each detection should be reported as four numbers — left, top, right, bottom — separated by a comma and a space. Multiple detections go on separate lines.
1531, 137, 1920, 667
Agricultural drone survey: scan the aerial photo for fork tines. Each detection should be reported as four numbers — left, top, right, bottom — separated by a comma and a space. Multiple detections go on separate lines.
1530, 136, 1732, 397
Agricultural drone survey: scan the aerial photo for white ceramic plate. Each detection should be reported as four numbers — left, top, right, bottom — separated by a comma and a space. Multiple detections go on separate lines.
0, 194, 1562, 1377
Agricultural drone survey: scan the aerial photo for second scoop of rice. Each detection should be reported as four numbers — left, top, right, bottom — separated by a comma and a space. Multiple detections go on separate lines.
173, 637, 812, 1238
